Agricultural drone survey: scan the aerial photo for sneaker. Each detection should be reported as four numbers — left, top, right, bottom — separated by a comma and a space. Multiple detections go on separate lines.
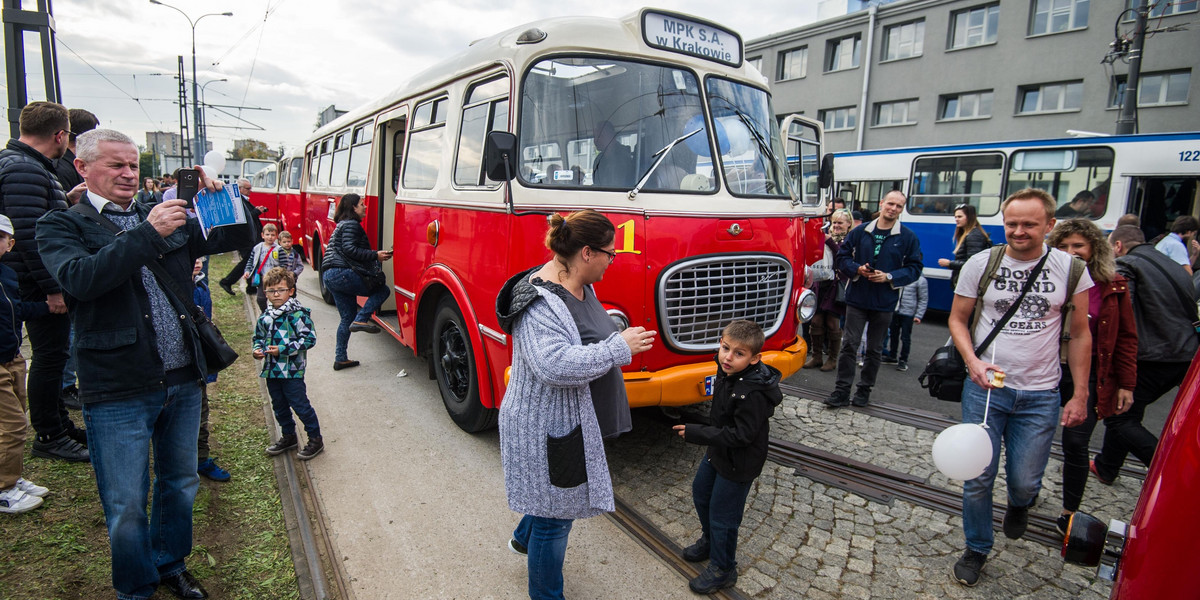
61, 385, 82, 410
198, 457, 231, 482
1089, 459, 1114, 486
1003, 503, 1030, 539
857, 359, 864, 367
297, 437, 324, 461
266, 434, 298, 456
31, 434, 89, 462
681, 537, 710, 562
0, 486, 43, 514
881, 355, 898, 365
896, 361, 908, 372
851, 388, 871, 407
333, 360, 360, 371
952, 549, 987, 586
1056, 512, 1072, 536
507, 538, 528, 556
15, 478, 48, 498
349, 322, 381, 334
824, 389, 851, 408
688, 563, 737, 594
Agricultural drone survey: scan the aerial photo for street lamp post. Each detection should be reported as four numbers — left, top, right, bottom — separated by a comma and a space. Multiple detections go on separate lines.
199, 78, 228, 160
148, 0, 232, 163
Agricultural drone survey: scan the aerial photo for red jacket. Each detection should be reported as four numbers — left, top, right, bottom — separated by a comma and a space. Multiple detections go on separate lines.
1093, 274, 1138, 418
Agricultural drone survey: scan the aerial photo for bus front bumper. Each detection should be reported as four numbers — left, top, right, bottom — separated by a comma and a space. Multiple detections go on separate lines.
625, 340, 806, 408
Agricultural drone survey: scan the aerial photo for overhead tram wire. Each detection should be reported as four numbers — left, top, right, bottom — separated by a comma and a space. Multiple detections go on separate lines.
57, 38, 163, 131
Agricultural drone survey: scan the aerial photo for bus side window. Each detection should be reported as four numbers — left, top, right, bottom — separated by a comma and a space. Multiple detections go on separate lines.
346, 123, 374, 189
289, 158, 302, 190
392, 129, 406, 195
1007, 147, 1114, 220
911, 153, 1003, 216
454, 75, 510, 188
403, 97, 447, 190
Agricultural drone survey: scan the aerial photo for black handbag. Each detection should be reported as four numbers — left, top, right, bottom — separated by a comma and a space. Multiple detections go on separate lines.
69, 203, 240, 373
919, 248, 1049, 402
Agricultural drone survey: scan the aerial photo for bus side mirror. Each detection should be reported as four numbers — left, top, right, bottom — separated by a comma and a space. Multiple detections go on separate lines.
819, 153, 835, 189
485, 131, 518, 182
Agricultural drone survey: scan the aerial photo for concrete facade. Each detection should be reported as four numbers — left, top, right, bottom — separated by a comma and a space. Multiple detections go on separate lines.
748, 0, 1200, 153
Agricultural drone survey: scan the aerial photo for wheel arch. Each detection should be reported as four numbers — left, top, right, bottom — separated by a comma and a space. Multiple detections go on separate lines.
415, 266, 496, 409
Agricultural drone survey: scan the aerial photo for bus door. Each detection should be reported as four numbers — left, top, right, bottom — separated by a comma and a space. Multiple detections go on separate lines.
782, 114, 831, 268
375, 107, 407, 324
249, 163, 280, 229
1130, 176, 1200, 242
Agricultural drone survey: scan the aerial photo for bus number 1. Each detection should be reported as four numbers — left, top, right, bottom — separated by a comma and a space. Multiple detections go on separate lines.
1181, 151, 1200, 162
616, 219, 642, 255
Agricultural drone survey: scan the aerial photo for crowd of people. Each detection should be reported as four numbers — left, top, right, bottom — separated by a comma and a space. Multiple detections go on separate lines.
1, 100, 1196, 600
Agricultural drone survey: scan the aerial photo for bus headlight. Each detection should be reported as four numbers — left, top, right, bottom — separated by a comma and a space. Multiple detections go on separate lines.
796, 288, 817, 323
607, 308, 630, 331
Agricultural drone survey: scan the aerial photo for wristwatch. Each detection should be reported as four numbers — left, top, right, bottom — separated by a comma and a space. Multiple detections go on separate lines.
885, 272, 893, 282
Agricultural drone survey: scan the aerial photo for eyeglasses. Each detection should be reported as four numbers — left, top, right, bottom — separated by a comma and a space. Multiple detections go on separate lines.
590, 246, 617, 262
263, 288, 294, 296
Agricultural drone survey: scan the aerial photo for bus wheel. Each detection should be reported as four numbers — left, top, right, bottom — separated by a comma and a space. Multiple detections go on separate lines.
432, 299, 495, 432
313, 241, 335, 306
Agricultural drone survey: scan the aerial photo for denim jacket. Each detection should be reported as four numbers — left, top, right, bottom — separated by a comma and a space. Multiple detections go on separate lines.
35, 194, 256, 403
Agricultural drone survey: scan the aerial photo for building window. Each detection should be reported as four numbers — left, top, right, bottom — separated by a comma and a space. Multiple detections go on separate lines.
777, 47, 807, 81
1109, 70, 1191, 107
747, 56, 763, 73
1030, 0, 1089, 35
1017, 81, 1084, 114
825, 35, 861, 72
820, 106, 857, 131
882, 20, 924, 61
938, 90, 993, 120
873, 99, 918, 126
949, 3, 1000, 49
1125, 0, 1197, 18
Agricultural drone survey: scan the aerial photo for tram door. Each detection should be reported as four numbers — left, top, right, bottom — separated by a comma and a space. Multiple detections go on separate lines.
1130, 176, 1200, 243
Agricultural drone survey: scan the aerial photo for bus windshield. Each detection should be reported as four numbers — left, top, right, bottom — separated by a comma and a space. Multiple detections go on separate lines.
705, 78, 790, 199
519, 56, 713, 193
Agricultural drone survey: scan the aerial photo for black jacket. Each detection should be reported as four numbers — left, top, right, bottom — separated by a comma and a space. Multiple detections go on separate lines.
1116, 243, 1200, 363
948, 227, 991, 286
322, 218, 378, 272
0, 139, 69, 297
36, 193, 256, 403
684, 359, 784, 482
54, 148, 83, 194
0, 263, 50, 364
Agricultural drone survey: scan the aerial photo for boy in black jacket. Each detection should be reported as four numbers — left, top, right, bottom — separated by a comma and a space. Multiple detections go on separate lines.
672, 319, 784, 594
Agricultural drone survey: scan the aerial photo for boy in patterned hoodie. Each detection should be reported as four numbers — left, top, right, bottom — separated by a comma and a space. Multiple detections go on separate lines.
253, 267, 323, 460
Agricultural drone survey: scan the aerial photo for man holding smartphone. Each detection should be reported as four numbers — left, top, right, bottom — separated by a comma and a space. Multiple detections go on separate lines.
829, 191, 923, 408
37, 129, 257, 600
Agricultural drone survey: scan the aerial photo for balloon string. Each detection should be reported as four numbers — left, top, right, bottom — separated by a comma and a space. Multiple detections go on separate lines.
981, 342, 997, 426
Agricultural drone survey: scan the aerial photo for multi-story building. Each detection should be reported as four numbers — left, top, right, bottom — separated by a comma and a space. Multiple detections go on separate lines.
146, 131, 212, 176
747, 0, 1198, 153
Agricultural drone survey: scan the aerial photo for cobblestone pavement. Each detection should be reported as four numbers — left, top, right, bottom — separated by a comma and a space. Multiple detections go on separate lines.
609, 392, 1144, 599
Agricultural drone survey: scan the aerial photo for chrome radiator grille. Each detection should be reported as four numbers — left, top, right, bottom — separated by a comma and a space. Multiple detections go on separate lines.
657, 255, 792, 352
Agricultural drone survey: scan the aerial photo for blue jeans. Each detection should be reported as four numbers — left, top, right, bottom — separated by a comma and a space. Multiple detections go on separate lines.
513, 514, 574, 600
692, 458, 752, 571
960, 380, 1060, 555
266, 377, 320, 438
83, 382, 203, 600
322, 267, 390, 362
63, 324, 76, 390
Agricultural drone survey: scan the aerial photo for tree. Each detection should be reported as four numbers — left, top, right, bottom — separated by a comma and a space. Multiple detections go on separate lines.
227, 139, 275, 160
139, 147, 158, 178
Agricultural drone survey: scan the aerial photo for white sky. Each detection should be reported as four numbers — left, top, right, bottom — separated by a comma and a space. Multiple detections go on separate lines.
4, 0, 818, 158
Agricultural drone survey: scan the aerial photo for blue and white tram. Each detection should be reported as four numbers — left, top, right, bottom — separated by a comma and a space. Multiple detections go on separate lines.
833, 131, 1200, 311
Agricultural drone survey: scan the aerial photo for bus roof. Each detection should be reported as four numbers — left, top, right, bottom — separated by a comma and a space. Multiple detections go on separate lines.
833, 131, 1200, 159
308, 8, 759, 143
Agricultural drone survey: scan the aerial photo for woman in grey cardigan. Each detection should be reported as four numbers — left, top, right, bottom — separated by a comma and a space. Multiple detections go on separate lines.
495, 210, 656, 600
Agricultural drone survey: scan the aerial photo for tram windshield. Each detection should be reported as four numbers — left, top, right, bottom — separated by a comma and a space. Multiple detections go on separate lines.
705, 78, 790, 198
519, 56, 716, 193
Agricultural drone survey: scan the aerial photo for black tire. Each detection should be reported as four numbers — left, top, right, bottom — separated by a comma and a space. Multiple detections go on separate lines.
313, 239, 336, 306
432, 298, 496, 432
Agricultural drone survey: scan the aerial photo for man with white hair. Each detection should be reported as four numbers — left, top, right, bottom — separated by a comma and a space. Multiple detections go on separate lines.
37, 129, 256, 600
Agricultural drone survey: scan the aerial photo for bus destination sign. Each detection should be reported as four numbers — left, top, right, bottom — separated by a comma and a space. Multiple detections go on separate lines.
642, 11, 742, 68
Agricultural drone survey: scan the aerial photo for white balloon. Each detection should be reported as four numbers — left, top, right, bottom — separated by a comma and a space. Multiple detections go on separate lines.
931, 423, 993, 480
203, 151, 227, 177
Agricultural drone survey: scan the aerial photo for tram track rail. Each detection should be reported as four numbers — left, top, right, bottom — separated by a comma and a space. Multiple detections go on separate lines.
778, 382, 1147, 481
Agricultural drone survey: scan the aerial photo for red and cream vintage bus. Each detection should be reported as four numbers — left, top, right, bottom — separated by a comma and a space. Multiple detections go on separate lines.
246, 150, 307, 256
297, 9, 829, 431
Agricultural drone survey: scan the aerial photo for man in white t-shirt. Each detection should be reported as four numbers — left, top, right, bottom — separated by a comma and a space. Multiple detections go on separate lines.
946, 188, 1093, 587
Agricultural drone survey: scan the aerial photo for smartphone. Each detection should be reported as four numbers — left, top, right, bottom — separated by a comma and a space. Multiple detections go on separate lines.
177, 168, 200, 209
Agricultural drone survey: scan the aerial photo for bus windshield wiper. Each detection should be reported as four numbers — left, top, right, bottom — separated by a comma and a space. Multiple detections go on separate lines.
627, 128, 702, 201
712, 96, 801, 204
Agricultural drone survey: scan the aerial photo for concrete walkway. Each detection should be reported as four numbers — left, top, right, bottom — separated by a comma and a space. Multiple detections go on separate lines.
283, 278, 694, 599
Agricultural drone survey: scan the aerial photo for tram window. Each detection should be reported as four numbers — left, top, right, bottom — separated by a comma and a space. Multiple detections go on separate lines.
911, 153, 1003, 216
346, 124, 373, 188
455, 75, 511, 187
1007, 147, 1113, 220
288, 158, 302, 190
404, 98, 447, 190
